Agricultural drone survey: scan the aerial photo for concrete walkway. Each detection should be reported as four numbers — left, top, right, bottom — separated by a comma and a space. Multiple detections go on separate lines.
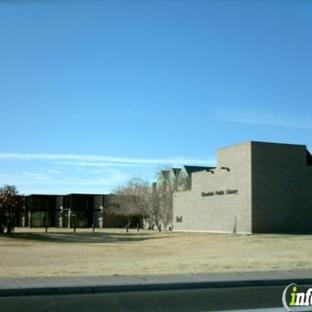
1, 270, 312, 297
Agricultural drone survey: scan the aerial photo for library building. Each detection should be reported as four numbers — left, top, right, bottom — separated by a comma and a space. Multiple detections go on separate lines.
173, 141, 312, 234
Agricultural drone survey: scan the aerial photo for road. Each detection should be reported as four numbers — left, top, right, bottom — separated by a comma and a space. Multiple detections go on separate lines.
0, 286, 294, 312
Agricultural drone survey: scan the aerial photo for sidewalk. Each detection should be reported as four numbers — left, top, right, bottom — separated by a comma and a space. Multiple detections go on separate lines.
1, 270, 312, 297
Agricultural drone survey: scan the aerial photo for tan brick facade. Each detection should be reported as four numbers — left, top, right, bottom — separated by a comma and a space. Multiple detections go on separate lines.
173, 142, 312, 234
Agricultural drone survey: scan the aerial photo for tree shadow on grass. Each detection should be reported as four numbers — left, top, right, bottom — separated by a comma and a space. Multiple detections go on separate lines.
4, 232, 171, 244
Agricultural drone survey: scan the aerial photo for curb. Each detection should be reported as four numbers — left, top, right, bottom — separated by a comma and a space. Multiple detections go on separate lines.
1, 277, 312, 297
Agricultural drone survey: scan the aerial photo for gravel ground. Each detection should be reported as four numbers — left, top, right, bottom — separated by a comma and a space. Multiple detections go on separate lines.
0, 227, 311, 278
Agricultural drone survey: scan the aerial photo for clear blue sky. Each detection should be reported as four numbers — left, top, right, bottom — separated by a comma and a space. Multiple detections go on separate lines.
1, 0, 312, 194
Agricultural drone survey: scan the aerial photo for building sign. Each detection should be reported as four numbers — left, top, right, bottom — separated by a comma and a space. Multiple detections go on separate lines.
201, 189, 238, 197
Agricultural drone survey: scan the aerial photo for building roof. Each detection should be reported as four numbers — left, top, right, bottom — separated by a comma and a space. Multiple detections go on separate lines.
307, 150, 312, 166
172, 168, 181, 177
183, 165, 215, 175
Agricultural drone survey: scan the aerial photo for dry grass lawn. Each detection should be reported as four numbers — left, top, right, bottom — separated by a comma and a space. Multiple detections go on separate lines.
0, 227, 311, 278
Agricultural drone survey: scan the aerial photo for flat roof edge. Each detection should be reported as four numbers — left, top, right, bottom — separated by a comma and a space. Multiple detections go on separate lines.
218, 141, 307, 151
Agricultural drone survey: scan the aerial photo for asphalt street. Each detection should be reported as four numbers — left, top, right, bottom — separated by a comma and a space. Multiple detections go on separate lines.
0, 286, 290, 312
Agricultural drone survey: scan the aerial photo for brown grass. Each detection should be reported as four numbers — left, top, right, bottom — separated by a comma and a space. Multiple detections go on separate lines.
0, 227, 311, 278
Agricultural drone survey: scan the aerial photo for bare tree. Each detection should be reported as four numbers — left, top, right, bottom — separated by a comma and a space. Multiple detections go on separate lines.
177, 174, 190, 191
147, 182, 163, 232
154, 167, 192, 230
159, 185, 173, 230
112, 173, 178, 232
155, 169, 176, 230
0, 185, 24, 234
112, 178, 150, 231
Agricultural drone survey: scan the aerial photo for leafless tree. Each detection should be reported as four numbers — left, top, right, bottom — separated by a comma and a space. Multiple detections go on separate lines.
154, 167, 191, 230
178, 174, 190, 191
0, 185, 24, 234
147, 182, 171, 232
112, 172, 181, 232
155, 170, 175, 231
112, 178, 150, 231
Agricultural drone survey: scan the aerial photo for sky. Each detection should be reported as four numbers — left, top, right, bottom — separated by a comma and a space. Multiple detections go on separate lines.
0, 0, 312, 195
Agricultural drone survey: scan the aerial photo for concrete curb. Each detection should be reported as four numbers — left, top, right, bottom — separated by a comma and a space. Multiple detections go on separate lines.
1, 271, 312, 297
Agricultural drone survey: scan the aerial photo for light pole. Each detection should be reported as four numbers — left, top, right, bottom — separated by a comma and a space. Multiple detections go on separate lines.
61, 208, 71, 229
28, 210, 32, 228
59, 206, 63, 228
99, 206, 103, 228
